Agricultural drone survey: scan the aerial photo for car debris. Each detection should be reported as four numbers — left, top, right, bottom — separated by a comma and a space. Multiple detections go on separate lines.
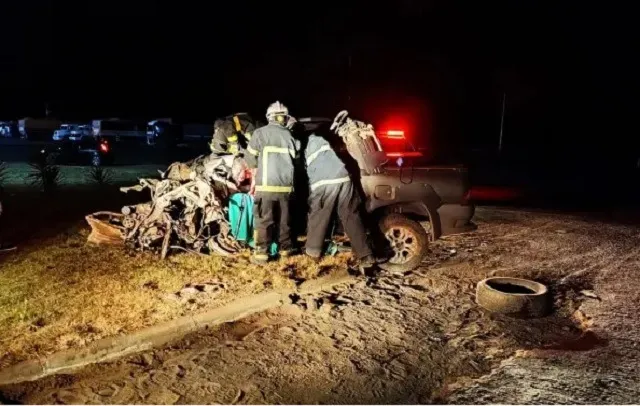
579, 290, 601, 300
329, 110, 387, 175
86, 153, 250, 259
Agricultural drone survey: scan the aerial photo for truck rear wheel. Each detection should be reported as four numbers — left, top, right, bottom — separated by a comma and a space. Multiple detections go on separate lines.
378, 213, 429, 273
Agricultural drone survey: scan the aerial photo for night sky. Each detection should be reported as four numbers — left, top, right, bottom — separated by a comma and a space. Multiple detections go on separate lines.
0, 1, 637, 159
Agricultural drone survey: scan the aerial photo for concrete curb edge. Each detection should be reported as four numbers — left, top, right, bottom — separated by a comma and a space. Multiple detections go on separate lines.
0, 273, 356, 386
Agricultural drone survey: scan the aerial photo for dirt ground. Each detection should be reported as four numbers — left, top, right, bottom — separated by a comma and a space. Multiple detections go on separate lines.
2, 207, 640, 404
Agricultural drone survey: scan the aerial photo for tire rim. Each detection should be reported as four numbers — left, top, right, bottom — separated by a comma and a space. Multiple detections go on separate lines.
385, 226, 418, 264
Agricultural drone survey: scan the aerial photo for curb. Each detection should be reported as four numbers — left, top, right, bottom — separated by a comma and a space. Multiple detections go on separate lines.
0, 272, 356, 386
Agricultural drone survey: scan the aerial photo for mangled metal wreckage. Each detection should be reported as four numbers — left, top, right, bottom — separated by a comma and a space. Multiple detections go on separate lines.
86, 154, 249, 259
86, 110, 389, 260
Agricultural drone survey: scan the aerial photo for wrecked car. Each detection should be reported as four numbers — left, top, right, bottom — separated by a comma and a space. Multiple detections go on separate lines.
87, 153, 249, 258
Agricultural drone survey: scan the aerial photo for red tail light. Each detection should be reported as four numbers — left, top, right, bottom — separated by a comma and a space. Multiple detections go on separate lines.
99, 142, 109, 153
381, 130, 405, 139
385, 151, 423, 158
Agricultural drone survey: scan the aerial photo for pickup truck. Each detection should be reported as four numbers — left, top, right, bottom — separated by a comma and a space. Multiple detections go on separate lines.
297, 114, 476, 272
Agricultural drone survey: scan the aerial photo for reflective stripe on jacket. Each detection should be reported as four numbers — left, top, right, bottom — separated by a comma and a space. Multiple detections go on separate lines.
305, 134, 350, 191
246, 123, 300, 193
210, 114, 256, 155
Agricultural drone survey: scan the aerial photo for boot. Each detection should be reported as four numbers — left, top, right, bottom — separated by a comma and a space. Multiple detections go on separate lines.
356, 254, 378, 276
359, 254, 376, 268
279, 247, 301, 258
250, 251, 270, 265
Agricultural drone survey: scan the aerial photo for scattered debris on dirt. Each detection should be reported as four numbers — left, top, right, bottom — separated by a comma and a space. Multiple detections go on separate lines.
86, 154, 250, 258
165, 281, 228, 304
5, 207, 640, 404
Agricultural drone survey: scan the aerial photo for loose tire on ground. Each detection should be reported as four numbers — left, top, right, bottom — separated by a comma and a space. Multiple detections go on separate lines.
378, 213, 429, 273
476, 277, 551, 318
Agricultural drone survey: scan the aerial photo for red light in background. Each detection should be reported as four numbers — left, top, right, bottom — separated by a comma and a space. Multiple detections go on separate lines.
469, 186, 523, 201
383, 130, 405, 139
99, 142, 109, 153
360, 94, 433, 158
385, 151, 423, 158
378, 115, 411, 140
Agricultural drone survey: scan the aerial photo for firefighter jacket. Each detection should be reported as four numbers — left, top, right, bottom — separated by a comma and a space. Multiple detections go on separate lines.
210, 114, 257, 155
245, 123, 300, 194
304, 133, 351, 191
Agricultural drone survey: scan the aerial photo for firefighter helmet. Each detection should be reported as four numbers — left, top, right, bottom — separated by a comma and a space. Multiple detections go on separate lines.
266, 101, 289, 121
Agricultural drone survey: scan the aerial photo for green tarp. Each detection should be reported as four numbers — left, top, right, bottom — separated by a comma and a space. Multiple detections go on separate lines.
228, 193, 278, 256
228, 193, 337, 257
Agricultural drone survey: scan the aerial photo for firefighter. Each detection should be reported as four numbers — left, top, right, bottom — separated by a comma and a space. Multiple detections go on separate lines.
303, 127, 376, 268
210, 113, 257, 156
245, 101, 300, 264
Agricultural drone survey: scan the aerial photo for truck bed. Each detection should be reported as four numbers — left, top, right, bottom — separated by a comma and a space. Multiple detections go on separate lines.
383, 165, 471, 205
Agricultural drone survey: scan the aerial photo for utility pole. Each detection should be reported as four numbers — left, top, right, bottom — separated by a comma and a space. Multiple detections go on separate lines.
347, 53, 352, 108
498, 92, 506, 153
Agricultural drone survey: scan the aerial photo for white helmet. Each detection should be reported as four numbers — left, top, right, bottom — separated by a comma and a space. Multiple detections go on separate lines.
266, 101, 289, 121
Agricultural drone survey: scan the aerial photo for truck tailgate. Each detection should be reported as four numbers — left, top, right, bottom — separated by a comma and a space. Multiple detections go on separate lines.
384, 166, 470, 205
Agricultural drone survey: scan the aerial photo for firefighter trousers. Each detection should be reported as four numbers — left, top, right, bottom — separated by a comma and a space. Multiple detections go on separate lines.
253, 193, 294, 256
306, 181, 372, 260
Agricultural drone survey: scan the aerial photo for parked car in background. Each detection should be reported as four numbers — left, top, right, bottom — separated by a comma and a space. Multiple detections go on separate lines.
53, 124, 93, 141
0, 121, 18, 138
68, 124, 92, 141
52, 124, 73, 141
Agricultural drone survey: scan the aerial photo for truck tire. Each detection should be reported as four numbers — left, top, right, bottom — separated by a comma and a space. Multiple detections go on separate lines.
378, 213, 429, 273
476, 277, 551, 318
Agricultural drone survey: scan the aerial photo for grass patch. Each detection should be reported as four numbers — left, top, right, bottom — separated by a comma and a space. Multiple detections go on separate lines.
0, 163, 162, 189
0, 164, 349, 367
84, 166, 114, 187
0, 221, 348, 368
0, 161, 7, 189
27, 162, 63, 193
